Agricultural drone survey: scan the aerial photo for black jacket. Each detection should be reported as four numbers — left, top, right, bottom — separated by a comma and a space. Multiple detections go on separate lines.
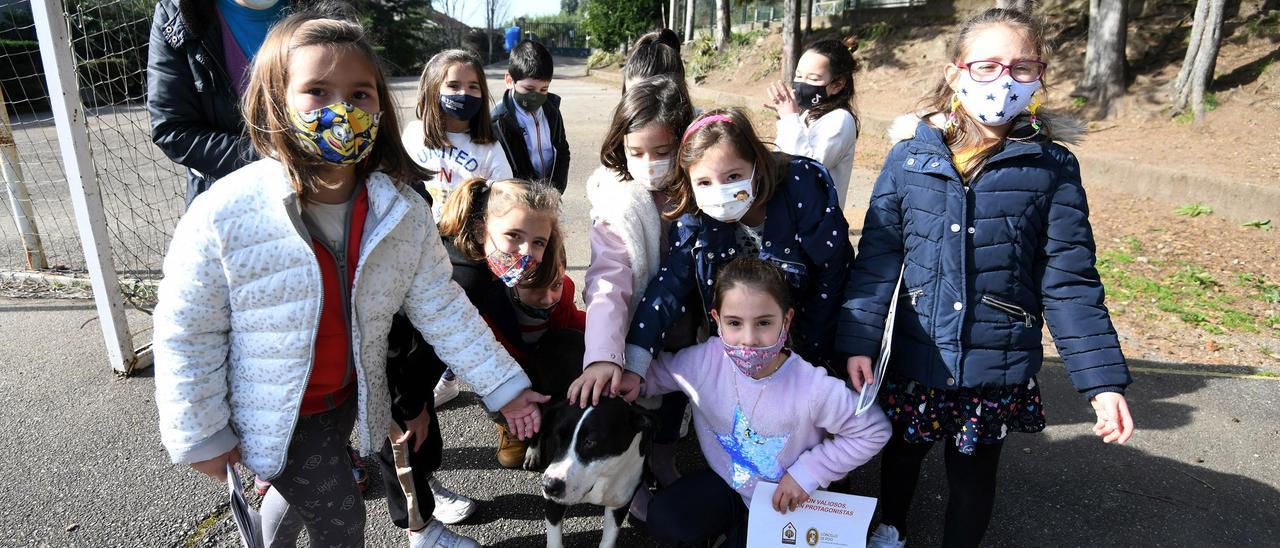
146, 0, 257, 205
491, 90, 571, 192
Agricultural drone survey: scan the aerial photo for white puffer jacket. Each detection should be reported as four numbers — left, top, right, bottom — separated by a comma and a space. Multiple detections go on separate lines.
153, 159, 530, 478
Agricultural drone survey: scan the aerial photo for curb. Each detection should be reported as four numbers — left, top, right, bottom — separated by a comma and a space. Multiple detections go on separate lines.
589, 69, 1280, 223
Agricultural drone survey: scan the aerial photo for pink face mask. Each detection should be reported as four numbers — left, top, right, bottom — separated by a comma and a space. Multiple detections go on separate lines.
719, 323, 789, 377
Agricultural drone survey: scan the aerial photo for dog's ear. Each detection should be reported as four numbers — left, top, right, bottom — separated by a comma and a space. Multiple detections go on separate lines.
630, 406, 657, 433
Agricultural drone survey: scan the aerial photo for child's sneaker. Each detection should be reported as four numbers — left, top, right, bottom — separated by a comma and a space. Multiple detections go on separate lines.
347, 446, 368, 494
407, 519, 479, 548
434, 376, 461, 407
429, 477, 477, 525
868, 524, 906, 548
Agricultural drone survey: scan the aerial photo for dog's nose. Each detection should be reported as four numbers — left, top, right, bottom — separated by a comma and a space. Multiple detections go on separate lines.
542, 476, 566, 498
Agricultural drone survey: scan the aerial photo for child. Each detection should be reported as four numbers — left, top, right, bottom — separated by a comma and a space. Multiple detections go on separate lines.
641, 257, 891, 546
151, 12, 547, 547
567, 74, 694, 511
378, 177, 573, 543
764, 38, 860, 207
584, 108, 853, 393
491, 40, 571, 192
621, 29, 687, 93
402, 49, 513, 220
838, 9, 1136, 548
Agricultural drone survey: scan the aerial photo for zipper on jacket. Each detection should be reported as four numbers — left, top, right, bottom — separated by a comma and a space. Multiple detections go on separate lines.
276, 196, 325, 476
980, 294, 1038, 328
902, 288, 924, 306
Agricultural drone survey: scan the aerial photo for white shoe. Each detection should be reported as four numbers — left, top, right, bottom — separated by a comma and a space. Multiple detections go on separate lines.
408, 519, 479, 548
433, 376, 460, 408
429, 477, 477, 525
868, 524, 906, 548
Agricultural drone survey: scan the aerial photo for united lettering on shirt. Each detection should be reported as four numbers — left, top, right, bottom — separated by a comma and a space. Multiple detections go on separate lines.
417, 145, 482, 186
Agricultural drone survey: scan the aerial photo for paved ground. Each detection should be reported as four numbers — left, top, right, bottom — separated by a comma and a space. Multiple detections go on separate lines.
1, 57, 1277, 547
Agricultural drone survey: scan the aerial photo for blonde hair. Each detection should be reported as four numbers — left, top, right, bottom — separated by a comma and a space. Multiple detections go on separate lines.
917, 8, 1050, 181
416, 49, 496, 150
242, 11, 428, 195
437, 177, 565, 289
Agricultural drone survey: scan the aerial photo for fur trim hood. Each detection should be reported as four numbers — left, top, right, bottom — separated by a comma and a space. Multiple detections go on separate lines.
887, 110, 1086, 146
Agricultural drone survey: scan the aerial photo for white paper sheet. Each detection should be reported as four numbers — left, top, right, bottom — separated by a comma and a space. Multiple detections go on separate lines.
226, 463, 264, 548
855, 266, 904, 416
746, 481, 877, 548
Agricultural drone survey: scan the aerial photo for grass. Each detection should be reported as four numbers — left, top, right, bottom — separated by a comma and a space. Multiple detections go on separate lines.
1096, 238, 1272, 335
686, 30, 777, 83
1242, 219, 1273, 231
1072, 96, 1088, 108
1174, 203, 1213, 217
586, 50, 621, 70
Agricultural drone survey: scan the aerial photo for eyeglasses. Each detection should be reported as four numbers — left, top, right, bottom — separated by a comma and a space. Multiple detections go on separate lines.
956, 59, 1047, 84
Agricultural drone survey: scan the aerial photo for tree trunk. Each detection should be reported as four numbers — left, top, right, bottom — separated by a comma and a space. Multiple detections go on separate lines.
715, 0, 731, 50
996, 0, 1035, 11
1171, 0, 1225, 122
1076, 0, 1128, 118
684, 0, 696, 43
670, 0, 679, 32
783, 0, 802, 81
486, 0, 494, 63
805, 0, 814, 38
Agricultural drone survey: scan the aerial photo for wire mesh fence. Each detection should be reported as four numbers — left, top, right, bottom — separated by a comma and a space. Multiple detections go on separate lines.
1, 0, 184, 283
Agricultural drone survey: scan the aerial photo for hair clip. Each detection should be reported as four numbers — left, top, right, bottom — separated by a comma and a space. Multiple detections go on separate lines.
682, 114, 735, 144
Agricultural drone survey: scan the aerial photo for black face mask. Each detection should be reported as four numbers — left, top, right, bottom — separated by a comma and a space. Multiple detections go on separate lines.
791, 81, 831, 109
440, 93, 483, 121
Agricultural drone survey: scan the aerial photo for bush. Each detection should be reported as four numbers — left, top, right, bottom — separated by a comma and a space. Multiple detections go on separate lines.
587, 50, 621, 70
581, 0, 663, 50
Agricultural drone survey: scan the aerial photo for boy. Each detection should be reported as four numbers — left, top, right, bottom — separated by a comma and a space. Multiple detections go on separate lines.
492, 40, 571, 192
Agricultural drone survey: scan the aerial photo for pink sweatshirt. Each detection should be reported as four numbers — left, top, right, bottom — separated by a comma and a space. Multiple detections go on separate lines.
642, 339, 891, 505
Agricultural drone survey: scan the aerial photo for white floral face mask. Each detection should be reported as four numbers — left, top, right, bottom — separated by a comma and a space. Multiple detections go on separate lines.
954, 72, 1041, 127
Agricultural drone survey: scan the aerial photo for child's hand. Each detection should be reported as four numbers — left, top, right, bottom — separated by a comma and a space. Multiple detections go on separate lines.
762, 80, 799, 117
772, 473, 810, 514
1090, 392, 1135, 444
500, 389, 551, 440
569, 361, 623, 408
616, 371, 644, 402
394, 404, 431, 451
191, 446, 240, 482
846, 355, 874, 392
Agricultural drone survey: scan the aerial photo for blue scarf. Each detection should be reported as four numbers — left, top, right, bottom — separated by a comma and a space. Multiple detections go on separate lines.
215, 0, 287, 61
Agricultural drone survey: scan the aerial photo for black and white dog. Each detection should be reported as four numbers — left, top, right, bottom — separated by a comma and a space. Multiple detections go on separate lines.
534, 398, 653, 548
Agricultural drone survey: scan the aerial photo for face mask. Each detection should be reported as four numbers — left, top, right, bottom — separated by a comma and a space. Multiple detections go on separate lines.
513, 89, 547, 112
486, 243, 533, 288
510, 286, 558, 320
625, 157, 672, 191
440, 93, 483, 121
693, 173, 755, 223
720, 323, 789, 377
791, 81, 830, 109
289, 101, 381, 165
954, 72, 1041, 127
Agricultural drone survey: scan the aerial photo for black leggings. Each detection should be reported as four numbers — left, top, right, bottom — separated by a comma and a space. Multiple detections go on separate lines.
878, 427, 1004, 548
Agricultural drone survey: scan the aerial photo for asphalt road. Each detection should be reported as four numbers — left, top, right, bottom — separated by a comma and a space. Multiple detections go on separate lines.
0, 58, 1276, 547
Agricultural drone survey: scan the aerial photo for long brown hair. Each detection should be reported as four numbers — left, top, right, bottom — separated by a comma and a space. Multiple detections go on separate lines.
664, 108, 781, 221
242, 10, 429, 195
416, 49, 496, 150
436, 177, 565, 289
622, 29, 688, 96
599, 74, 693, 183
916, 8, 1050, 180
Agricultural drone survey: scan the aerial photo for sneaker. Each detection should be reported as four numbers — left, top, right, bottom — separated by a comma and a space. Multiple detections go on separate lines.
407, 519, 479, 548
433, 376, 461, 408
868, 524, 906, 548
495, 423, 527, 469
253, 476, 271, 496
347, 445, 368, 494
429, 477, 477, 525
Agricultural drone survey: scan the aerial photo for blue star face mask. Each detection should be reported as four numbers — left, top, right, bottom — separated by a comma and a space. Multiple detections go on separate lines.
955, 72, 1040, 127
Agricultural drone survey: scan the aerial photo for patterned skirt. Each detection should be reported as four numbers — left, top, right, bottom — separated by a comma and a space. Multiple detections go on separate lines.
881, 373, 1047, 455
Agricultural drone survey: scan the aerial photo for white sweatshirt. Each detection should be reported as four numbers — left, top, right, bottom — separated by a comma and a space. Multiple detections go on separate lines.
775, 108, 858, 207
401, 121, 513, 220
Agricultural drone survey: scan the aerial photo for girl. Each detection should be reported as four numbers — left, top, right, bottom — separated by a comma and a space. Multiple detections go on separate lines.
621, 29, 687, 94
838, 9, 1135, 548
402, 49, 513, 220
576, 108, 853, 396
152, 12, 546, 547
568, 74, 694, 513
764, 38, 860, 207
641, 257, 891, 546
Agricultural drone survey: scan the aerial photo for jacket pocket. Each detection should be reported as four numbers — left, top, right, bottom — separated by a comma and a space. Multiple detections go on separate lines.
767, 257, 810, 290
980, 294, 1039, 328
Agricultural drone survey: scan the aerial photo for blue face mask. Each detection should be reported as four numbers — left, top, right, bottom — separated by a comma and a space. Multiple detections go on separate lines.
440, 93, 483, 121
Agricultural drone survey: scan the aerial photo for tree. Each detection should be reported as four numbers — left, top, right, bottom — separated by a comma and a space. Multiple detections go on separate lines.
782, 0, 801, 81
684, 0, 696, 43
485, 0, 510, 63
995, 0, 1035, 11
1075, 0, 1128, 118
669, 0, 679, 33
1171, 0, 1226, 122
714, 0, 731, 50
562, 0, 580, 13
582, 0, 663, 49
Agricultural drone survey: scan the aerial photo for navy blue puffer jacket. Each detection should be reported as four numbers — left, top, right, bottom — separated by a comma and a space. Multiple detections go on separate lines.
836, 117, 1130, 398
